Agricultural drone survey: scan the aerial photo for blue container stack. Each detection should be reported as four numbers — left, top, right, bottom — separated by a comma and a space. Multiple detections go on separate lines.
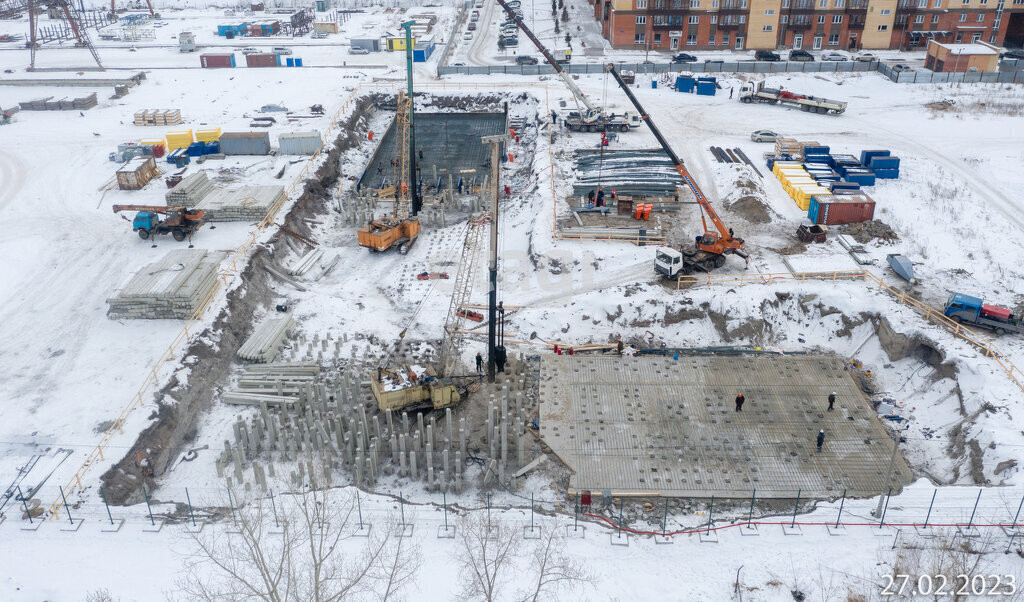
187, 141, 205, 157
828, 181, 861, 193
675, 76, 695, 93
696, 77, 717, 96
204, 141, 220, 154
867, 155, 900, 179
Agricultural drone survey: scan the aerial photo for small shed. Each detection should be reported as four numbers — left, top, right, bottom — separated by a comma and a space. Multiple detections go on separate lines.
179, 32, 196, 52
386, 36, 415, 51
116, 156, 158, 190
412, 38, 435, 62
924, 40, 999, 73
314, 22, 339, 34
278, 131, 323, 155
220, 131, 272, 155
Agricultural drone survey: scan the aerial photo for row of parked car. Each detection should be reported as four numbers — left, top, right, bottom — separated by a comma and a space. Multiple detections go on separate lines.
496, 0, 522, 47
666, 49, 913, 71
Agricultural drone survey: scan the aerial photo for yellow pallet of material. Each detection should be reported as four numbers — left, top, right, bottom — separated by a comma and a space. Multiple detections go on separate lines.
772, 161, 803, 176
195, 127, 222, 142
777, 167, 809, 177
165, 129, 194, 150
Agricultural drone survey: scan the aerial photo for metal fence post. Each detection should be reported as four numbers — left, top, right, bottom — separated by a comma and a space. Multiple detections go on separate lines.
59, 485, 74, 525
143, 484, 155, 526
747, 489, 756, 527
706, 496, 715, 534
530, 492, 535, 533
186, 488, 196, 527
791, 489, 801, 528
100, 486, 114, 526
879, 487, 892, 528
18, 485, 33, 524
835, 489, 847, 528
443, 491, 449, 533
399, 491, 405, 526
357, 490, 363, 531
923, 489, 937, 528
967, 488, 982, 530
617, 498, 624, 539
270, 489, 280, 529
662, 498, 669, 535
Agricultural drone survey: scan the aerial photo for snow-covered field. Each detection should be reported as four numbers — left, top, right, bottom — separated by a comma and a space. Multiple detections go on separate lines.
1, 3, 1023, 600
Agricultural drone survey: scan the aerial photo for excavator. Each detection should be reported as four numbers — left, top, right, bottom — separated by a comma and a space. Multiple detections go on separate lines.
357, 90, 421, 253
603, 64, 749, 276
112, 204, 204, 241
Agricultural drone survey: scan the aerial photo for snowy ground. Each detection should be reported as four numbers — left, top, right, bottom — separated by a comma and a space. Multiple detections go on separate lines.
1, 5, 1024, 600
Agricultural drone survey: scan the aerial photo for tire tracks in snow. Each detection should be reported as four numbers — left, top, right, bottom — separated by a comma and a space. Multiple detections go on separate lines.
0, 150, 26, 214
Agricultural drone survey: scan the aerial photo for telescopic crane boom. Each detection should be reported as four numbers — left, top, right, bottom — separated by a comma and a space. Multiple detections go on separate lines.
604, 63, 747, 265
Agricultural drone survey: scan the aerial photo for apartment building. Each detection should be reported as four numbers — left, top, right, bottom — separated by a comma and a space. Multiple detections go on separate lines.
592, 0, 1024, 50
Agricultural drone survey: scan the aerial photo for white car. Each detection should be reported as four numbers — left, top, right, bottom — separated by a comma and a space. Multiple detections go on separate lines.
821, 51, 847, 61
463, 31, 474, 40
272, 46, 292, 55
240, 47, 260, 55
475, 0, 484, 6
854, 52, 878, 62
348, 47, 370, 55
891, 63, 913, 72
750, 130, 780, 143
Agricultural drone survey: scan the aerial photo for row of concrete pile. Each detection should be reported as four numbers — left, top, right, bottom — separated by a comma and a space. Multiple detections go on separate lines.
106, 249, 224, 319
237, 315, 296, 363
219, 338, 537, 494
164, 171, 287, 222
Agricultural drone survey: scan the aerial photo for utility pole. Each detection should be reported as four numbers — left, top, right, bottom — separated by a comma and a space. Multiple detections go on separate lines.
401, 20, 420, 216
872, 421, 909, 517
481, 132, 510, 383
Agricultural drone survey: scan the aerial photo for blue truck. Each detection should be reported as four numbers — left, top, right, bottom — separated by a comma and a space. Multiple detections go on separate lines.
112, 205, 205, 241
943, 293, 1023, 335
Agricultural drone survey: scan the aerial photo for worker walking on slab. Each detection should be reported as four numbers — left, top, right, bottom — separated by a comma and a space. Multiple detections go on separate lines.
476, 352, 483, 374
735, 393, 745, 412
828, 392, 836, 411
816, 429, 825, 452
616, 339, 624, 355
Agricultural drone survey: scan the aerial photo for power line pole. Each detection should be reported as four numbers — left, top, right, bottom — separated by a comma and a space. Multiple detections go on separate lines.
481, 132, 510, 383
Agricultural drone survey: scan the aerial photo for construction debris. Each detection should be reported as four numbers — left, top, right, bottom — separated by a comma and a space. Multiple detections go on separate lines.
237, 314, 296, 363
106, 249, 224, 319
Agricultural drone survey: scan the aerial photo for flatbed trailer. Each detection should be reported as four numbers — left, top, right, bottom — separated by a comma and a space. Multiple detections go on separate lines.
738, 81, 847, 115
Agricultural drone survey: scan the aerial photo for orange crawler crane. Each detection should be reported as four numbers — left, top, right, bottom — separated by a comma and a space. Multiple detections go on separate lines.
358, 91, 421, 254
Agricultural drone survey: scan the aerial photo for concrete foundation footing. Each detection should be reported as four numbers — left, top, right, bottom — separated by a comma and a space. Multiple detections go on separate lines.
101, 519, 125, 533
609, 532, 630, 546
523, 525, 541, 539
782, 525, 803, 536
60, 518, 85, 532
437, 525, 456, 539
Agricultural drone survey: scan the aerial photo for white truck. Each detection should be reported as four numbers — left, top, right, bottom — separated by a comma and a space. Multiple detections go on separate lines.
738, 81, 847, 115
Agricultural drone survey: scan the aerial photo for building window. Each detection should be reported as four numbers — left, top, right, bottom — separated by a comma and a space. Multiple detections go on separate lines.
711, 14, 718, 23
723, 33, 730, 45
672, 0, 682, 7
976, 12, 984, 20
832, 14, 842, 23
878, 24, 888, 30
818, 14, 826, 23
813, 35, 823, 48
709, 33, 716, 45
782, 0, 790, 6
653, 33, 662, 43
835, 0, 845, 6
690, 0, 700, 6
687, 34, 697, 45
914, 14, 924, 23
689, 15, 699, 23
635, 33, 646, 43
897, 14, 907, 24
958, 12, 966, 21
741, 0, 748, 7
763, 24, 773, 30
637, 0, 648, 7
636, 15, 647, 24
955, 31, 963, 41
972, 32, 981, 41
828, 33, 839, 45
819, 0, 827, 6
740, 15, 746, 23
765, 8, 775, 14
781, 14, 788, 23
932, 14, 939, 22
933, 0, 941, 7
712, 0, 719, 6
917, 0, 926, 6
880, 8, 892, 14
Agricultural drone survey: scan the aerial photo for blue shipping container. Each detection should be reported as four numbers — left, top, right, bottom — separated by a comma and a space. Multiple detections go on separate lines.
286, 57, 295, 67
803, 145, 830, 156
696, 81, 716, 96
187, 142, 205, 157
675, 76, 695, 93
874, 168, 900, 179
868, 156, 900, 169
860, 149, 890, 165
294, 58, 303, 67
844, 172, 876, 186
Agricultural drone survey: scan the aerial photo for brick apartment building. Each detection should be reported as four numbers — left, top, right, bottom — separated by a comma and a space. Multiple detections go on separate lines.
592, 0, 1024, 51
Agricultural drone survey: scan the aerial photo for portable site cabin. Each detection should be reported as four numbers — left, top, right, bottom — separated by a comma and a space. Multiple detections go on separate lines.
116, 156, 158, 190
351, 38, 380, 52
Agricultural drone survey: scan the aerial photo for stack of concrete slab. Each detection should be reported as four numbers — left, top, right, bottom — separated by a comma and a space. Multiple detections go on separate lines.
194, 185, 286, 221
106, 249, 224, 319
165, 171, 215, 206
222, 362, 320, 406
238, 314, 295, 363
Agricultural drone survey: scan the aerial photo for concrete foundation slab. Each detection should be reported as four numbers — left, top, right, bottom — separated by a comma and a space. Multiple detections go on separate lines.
654, 533, 673, 544
101, 519, 125, 532
437, 525, 456, 539
352, 523, 372, 538
539, 355, 913, 499
59, 518, 85, 532
564, 525, 586, 539
739, 524, 760, 536
698, 530, 719, 543
826, 524, 848, 536
609, 532, 629, 546
142, 521, 165, 533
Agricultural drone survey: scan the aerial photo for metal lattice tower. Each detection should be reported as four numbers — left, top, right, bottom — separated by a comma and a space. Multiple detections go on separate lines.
439, 213, 489, 377
392, 92, 412, 220
28, 0, 103, 70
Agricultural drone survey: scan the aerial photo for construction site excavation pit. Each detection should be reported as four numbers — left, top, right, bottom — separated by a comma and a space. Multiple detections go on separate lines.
539, 354, 913, 500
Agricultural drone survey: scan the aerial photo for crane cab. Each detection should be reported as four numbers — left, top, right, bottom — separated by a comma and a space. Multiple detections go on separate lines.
133, 211, 161, 232
697, 231, 725, 255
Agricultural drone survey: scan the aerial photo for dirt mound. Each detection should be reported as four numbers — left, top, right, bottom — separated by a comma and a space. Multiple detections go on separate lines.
728, 195, 772, 224
842, 219, 898, 244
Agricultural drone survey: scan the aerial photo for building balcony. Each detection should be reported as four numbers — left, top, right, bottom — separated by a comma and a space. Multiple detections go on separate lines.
716, 21, 744, 29
847, 20, 865, 29
786, 21, 813, 30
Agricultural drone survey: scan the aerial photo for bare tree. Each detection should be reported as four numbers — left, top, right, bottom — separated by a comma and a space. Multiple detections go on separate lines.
515, 528, 595, 602
455, 514, 520, 602
176, 487, 421, 602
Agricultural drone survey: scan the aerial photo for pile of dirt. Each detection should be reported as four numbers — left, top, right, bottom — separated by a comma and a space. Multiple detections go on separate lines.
842, 219, 898, 244
728, 195, 772, 224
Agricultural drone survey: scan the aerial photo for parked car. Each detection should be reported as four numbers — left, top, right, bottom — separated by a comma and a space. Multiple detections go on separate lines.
506, 0, 521, 5
516, 55, 538, 65
468, 22, 477, 30
789, 49, 814, 62
348, 47, 370, 55
502, 36, 519, 46
755, 50, 781, 61
463, 31, 474, 40
671, 52, 698, 63
475, 0, 484, 6
272, 47, 292, 55
312, 32, 327, 39
891, 63, 913, 72
240, 47, 260, 55
821, 51, 848, 61
470, 10, 479, 21
1003, 49, 1024, 60
854, 52, 878, 62
750, 129, 780, 143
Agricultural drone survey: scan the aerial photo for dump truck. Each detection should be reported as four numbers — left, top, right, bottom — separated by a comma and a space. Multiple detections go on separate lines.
112, 205, 205, 241
370, 364, 463, 412
944, 293, 1024, 335
738, 81, 847, 115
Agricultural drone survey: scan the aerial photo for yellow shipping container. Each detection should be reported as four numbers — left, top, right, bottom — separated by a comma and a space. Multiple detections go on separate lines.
165, 129, 194, 150
195, 128, 222, 142
772, 161, 803, 176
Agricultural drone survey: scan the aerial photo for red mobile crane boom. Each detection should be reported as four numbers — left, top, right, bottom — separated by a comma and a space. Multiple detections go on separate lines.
604, 63, 748, 275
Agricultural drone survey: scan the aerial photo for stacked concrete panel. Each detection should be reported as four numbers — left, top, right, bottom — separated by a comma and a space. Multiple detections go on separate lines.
165, 171, 215, 206
237, 314, 295, 363
194, 185, 286, 221
106, 249, 224, 319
